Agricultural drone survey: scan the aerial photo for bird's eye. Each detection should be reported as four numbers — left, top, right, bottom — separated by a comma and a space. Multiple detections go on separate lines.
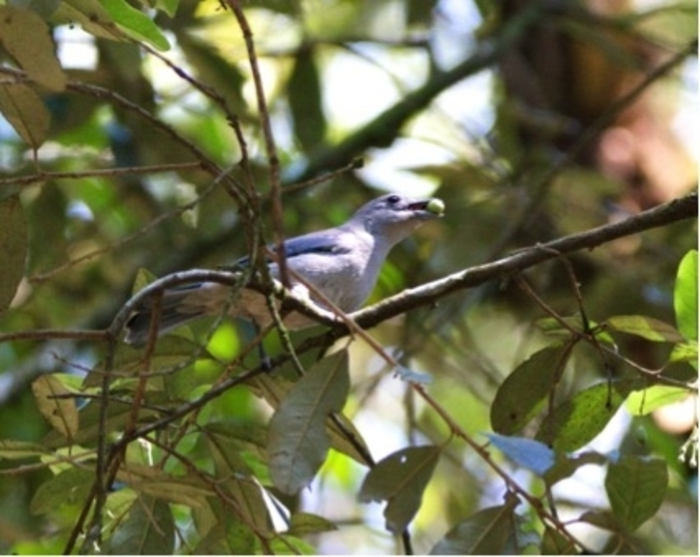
386, 194, 401, 205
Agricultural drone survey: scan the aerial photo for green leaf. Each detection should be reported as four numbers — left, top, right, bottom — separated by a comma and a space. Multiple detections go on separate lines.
30, 467, 94, 515
605, 455, 668, 532
154, 0, 179, 17
486, 433, 555, 476
102, 0, 170, 50
287, 512, 338, 536
536, 380, 640, 452
625, 385, 692, 416
31, 375, 79, 440
131, 267, 158, 295
194, 504, 257, 555
42, 397, 160, 449
606, 315, 684, 343
206, 434, 273, 535
541, 525, 577, 554
56, 0, 123, 42
0, 195, 28, 313
669, 340, 698, 367
252, 370, 372, 466
0, 6, 67, 91
491, 343, 573, 435
83, 336, 210, 389
269, 534, 317, 555
429, 495, 539, 554
267, 350, 350, 494
106, 495, 175, 554
674, 250, 698, 341
288, 47, 326, 150
0, 440, 49, 459
358, 445, 440, 534
117, 464, 213, 508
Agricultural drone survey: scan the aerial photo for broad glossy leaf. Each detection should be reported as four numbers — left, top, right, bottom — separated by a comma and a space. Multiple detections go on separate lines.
358, 445, 440, 534
669, 340, 698, 368
0, 195, 28, 313
491, 343, 572, 435
252, 371, 371, 465
102, 0, 170, 50
674, 250, 698, 340
606, 315, 683, 343
605, 455, 668, 532
625, 385, 692, 416
268, 350, 350, 494
536, 380, 641, 452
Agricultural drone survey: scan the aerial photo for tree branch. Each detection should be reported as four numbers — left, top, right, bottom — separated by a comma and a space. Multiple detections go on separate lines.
348, 193, 697, 332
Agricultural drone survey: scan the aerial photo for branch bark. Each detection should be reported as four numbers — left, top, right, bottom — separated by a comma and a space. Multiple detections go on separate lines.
347, 192, 697, 332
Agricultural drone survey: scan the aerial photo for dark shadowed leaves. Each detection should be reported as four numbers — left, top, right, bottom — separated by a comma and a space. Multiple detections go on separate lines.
429, 493, 539, 554
491, 343, 573, 435
106, 495, 175, 554
358, 445, 440, 534
268, 350, 350, 494
288, 46, 326, 151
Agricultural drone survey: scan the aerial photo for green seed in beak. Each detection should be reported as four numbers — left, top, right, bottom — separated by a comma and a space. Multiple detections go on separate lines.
426, 198, 445, 216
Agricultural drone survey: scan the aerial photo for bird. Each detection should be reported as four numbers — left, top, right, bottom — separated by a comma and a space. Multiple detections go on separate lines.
124, 193, 445, 345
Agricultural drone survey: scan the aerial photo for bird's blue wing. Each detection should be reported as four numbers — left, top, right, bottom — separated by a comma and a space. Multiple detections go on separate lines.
230, 230, 350, 269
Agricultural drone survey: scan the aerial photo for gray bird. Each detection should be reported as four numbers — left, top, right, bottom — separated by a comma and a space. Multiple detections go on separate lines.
124, 193, 444, 345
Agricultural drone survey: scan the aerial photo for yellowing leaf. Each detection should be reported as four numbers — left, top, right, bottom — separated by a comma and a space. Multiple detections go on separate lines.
31, 375, 79, 440
0, 84, 49, 149
0, 195, 28, 313
0, 6, 67, 91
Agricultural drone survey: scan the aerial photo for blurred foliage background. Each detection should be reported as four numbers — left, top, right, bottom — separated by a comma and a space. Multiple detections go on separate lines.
0, 0, 697, 554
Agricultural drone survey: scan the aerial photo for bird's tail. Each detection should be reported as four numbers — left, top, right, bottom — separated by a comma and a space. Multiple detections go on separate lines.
124, 285, 204, 346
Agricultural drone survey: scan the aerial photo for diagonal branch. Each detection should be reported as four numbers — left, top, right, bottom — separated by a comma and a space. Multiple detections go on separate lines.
346, 192, 698, 332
